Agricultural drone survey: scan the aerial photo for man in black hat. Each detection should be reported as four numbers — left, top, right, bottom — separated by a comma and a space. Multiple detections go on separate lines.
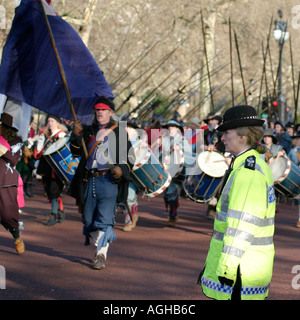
203, 112, 224, 153
203, 112, 225, 219
0, 113, 25, 254
69, 96, 135, 269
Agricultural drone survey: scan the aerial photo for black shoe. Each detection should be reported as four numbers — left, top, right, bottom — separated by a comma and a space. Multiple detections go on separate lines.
206, 205, 216, 220
26, 192, 36, 198
45, 213, 57, 226
92, 254, 106, 270
57, 209, 65, 223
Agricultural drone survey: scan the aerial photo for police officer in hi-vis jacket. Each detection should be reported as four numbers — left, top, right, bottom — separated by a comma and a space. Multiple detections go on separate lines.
199, 105, 276, 300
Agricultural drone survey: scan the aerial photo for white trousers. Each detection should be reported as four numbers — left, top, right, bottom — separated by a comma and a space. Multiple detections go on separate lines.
90, 230, 109, 259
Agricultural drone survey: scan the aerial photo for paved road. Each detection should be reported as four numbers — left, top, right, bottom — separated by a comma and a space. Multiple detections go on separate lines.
0, 182, 299, 300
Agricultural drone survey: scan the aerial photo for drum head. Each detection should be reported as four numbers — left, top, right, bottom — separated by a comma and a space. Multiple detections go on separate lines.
133, 146, 151, 171
268, 155, 289, 182
183, 151, 197, 168
197, 151, 228, 178
43, 136, 70, 155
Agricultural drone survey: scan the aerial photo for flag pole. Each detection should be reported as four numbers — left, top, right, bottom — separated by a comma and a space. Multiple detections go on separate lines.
39, 1, 88, 159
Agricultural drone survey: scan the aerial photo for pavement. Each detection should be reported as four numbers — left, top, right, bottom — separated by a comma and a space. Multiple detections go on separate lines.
0, 181, 299, 301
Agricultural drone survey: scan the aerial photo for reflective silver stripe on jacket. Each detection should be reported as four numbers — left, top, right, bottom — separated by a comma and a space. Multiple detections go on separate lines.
223, 245, 245, 258
216, 209, 275, 227
213, 229, 274, 246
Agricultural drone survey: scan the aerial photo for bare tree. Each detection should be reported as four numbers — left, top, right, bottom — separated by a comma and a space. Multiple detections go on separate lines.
1, 0, 299, 121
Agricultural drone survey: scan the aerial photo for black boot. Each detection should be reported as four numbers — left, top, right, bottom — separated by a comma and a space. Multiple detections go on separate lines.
25, 183, 35, 197
10, 228, 20, 239
166, 200, 178, 227
23, 175, 34, 197
45, 213, 57, 226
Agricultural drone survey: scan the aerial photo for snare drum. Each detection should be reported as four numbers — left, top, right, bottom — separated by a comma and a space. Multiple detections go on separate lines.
268, 155, 300, 199
184, 173, 224, 202
130, 146, 172, 198
43, 136, 80, 184
183, 151, 228, 202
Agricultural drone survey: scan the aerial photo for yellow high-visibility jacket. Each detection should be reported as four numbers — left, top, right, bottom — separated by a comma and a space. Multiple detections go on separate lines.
200, 149, 276, 300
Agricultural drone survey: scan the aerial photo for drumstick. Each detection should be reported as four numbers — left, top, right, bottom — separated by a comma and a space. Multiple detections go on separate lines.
275, 154, 282, 163
206, 137, 218, 163
184, 154, 196, 160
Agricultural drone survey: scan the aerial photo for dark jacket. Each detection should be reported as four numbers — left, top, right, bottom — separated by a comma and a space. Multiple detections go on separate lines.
204, 129, 225, 154
69, 120, 135, 208
0, 137, 22, 188
275, 132, 292, 154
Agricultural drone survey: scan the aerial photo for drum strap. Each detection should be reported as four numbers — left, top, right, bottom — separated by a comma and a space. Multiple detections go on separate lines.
47, 130, 65, 142
87, 124, 118, 160
34, 130, 66, 159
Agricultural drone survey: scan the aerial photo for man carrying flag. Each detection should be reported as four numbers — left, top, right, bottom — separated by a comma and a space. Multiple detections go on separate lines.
0, 0, 117, 259
69, 97, 135, 270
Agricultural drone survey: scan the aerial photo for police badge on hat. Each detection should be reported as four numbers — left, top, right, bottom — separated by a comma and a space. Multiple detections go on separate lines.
245, 155, 256, 170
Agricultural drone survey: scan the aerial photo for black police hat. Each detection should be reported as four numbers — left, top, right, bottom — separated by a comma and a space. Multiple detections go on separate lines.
217, 105, 265, 132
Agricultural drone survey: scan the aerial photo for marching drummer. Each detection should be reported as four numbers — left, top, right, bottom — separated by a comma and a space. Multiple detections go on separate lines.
69, 96, 134, 270
288, 131, 300, 228
185, 117, 203, 153
121, 118, 147, 232
261, 128, 285, 162
203, 112, 224, 153
161, 120, 188, 227
34, 114, 68, 226
203, 112, 226, 219
261, 128, 287, 211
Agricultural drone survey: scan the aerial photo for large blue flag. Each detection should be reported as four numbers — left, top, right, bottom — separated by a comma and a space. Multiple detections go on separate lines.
0, 0, 114, 125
